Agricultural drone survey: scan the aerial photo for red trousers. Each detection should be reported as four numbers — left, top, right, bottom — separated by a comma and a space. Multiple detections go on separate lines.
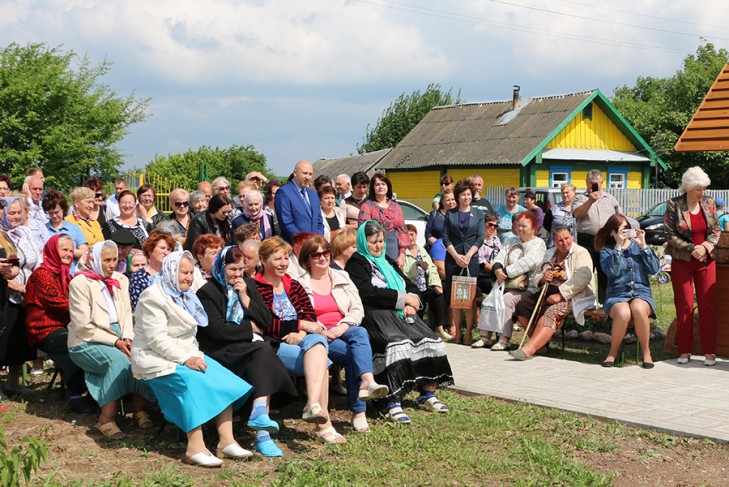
671, 258, 716, 355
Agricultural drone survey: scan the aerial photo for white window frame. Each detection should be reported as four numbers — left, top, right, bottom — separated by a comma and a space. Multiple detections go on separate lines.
607, 172, 626, 189
550, 171, 569, 188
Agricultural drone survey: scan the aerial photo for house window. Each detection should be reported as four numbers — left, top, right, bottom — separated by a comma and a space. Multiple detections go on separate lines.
607, 169, 627, 189
582, 104, 593, 121
549, 167, 571, 188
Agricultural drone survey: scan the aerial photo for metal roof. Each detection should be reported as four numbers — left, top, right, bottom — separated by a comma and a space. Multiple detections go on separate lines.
675, 64, 729, 152
313, 149, 390, 179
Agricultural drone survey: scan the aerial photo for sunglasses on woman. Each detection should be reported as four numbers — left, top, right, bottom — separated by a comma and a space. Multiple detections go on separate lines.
309, 250, 331, 259
173, 201, 190, 208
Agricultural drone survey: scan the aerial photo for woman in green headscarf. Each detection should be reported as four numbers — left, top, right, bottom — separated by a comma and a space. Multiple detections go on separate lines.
344, 220, 454, 424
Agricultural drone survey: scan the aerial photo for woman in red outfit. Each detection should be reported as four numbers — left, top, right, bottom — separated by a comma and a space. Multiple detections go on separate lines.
664, 167, 721, 366
25, 234, 93, 411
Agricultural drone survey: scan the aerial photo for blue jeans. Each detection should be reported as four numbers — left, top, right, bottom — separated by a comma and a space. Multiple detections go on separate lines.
277, 334, 329, 377
328, 326, 373, 413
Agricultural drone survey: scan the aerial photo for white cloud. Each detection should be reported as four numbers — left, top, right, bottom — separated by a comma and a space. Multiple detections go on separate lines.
3, 0, 452, 86
1, 0, 728, 176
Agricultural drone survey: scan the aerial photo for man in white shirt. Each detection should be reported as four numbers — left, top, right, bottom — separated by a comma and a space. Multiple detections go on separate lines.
105, 178, 128, 221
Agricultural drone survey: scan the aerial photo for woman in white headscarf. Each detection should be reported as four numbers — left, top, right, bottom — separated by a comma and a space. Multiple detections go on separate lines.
68, 241, 155, 440
132, 251, 254, 468
232, 190, 274, 243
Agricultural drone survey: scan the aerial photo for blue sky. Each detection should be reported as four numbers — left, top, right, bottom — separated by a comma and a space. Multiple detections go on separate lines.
2, 0, 727, 178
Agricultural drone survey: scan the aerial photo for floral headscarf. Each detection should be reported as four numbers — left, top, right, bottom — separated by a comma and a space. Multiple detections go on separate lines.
211, 246, 246, 325
156, 251, 208, 327
76, 241, 121, 297
242, 191, 271, 239
0, 197, 20, 231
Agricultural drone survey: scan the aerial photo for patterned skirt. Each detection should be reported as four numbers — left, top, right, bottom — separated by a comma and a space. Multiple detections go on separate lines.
361, 309, 453, 402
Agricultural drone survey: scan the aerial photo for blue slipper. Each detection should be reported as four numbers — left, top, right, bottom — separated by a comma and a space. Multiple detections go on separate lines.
253, 439, 283, 457
385, 406, 411, 424
247, 414, 280, 434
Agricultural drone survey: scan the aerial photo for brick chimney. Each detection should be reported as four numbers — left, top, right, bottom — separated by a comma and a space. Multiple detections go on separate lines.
512, 85, 520, 111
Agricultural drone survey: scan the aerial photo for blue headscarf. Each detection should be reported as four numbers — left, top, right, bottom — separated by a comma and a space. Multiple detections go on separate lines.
211, 246, 246, 325
356, 220, 406, 317
157, 251, 209, 327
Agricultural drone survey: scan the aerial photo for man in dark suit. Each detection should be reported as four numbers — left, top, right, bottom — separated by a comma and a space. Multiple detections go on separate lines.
274, 160, 324, 242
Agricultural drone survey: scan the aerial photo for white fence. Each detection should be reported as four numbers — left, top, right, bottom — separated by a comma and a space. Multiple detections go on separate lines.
483, 187, 729, 218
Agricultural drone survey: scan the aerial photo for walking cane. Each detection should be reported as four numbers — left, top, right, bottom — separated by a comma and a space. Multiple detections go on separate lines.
518, 262, 555, 349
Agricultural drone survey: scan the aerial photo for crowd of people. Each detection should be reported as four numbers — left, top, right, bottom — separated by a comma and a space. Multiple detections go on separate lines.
0, 161, 720, 467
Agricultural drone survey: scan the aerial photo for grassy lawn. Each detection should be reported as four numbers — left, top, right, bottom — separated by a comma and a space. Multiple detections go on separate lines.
7, 386, 724, 487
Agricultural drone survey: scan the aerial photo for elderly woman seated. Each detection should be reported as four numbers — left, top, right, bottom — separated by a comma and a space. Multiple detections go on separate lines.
476, 211, 546, 350
196, 246, 298, 457
25, 235, 93, 412
345, 221, 453, 424
132, 251, 254, 467
68, 241, 155, 439
297, 235, 388, 433
509, 227, 595, 360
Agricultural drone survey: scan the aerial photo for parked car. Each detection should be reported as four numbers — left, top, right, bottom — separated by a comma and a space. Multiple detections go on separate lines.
637, 202, 667, 245
517, 187, 563, 213
397, 199, 428, 247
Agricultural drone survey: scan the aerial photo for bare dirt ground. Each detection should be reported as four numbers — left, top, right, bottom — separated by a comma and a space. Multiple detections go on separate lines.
3, 372, 729, 486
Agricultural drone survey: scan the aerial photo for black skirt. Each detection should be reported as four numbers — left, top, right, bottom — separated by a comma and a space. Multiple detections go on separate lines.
208, 340, 297, 400
361, 309, 453, 402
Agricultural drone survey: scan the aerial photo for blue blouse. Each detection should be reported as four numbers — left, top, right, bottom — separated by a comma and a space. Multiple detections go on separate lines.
425, 210, 447, 241
599, 242, 659, 317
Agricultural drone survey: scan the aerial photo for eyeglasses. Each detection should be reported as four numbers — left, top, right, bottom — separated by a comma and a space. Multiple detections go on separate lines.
95, 193, 104, 198
173, 201, 189, 208
486, 223, 498, 228
309, 250, 331, 259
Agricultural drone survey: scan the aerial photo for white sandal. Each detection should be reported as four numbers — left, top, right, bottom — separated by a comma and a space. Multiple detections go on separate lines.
302, 403, 328, 424
316, 426, 346, 444
490, 340, 510, 351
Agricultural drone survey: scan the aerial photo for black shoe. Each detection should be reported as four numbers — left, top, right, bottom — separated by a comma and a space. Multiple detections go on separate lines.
641, 362, 655, 369
601, 360, 615, 368
66, 391, 96, 414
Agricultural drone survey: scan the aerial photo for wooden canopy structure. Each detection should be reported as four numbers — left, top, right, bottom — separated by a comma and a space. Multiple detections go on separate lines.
675, 64, 729, 152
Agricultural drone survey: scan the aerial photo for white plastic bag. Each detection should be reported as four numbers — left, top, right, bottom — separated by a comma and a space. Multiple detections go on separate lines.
478, 283, 506, 334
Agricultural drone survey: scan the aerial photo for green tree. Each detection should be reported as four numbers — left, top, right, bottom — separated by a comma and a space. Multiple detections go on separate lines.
612, 42, 729, 188
143, 145, 271, 190
357, 83, 462, 154
0, 43, 149, 191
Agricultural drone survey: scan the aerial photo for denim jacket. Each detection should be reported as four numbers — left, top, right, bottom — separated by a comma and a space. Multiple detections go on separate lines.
600, 242, 659, 302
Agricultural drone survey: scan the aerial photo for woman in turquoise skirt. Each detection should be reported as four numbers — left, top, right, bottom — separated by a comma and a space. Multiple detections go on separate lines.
68, 241, 155, 440
132, 251, 254, 467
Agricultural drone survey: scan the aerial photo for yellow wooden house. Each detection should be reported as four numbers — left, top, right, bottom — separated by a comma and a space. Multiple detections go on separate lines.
376, 89, 666, 209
